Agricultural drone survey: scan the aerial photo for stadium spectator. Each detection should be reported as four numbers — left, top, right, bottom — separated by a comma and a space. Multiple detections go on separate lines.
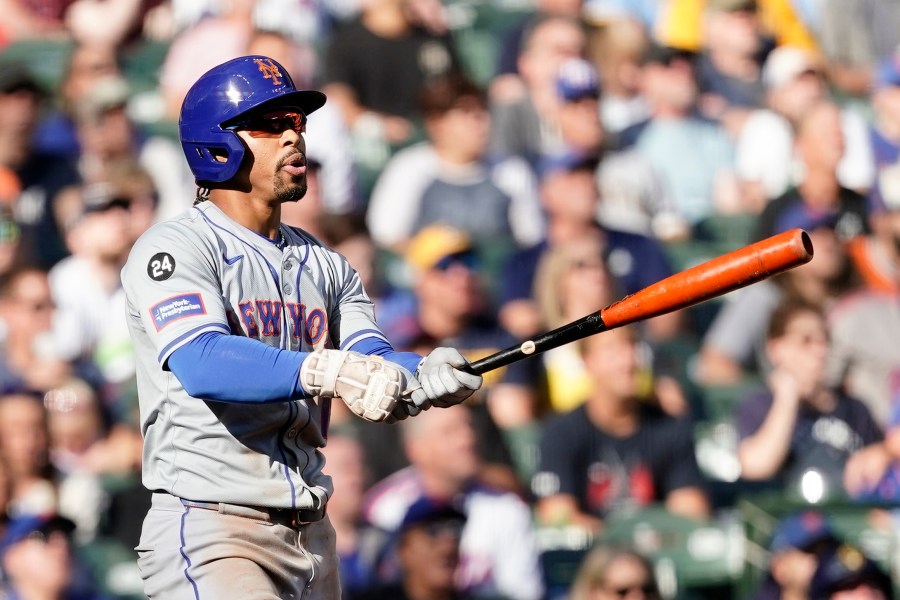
44, 377, 141, 542
694, 0, 768, 129
734, 45, 875, 213
698, 183, 863, 388
321, 0, 462, 181
587, 16, 651, 137
826, 288, 900, 429
497, 157, 680, 343
0, 60, 79, 268
382, 224, 544, 476
0, 513, 110, 600
32, 41, 123, 162
489, 14, 587, 169
48, 180, 139, 387
848, 162, 900, 294
366, 73, 542, 259
361, 404, 544, 600
529, 233, 689, 417
735, 300, 883, 500
755, 99, 871, 244
531, 234, 620, 413
0, 392, 57, 518
531, 325, 710, 533
0, 268, 76, 393
817, 0, 900, 98
569, 546, 661, 600
809, 543, 894, 600
493, 0, 585, 83
750, 510, 841, 600
349, 496, 473, 600
620, 44, 741, 224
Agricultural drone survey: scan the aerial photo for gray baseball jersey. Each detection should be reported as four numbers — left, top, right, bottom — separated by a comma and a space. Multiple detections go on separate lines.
121, 201, 387, 510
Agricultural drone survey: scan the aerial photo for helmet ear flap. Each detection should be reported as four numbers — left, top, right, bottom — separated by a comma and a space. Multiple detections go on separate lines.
181, 129, 247, 184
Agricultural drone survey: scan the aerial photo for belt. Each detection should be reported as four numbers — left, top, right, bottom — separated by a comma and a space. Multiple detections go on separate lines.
177, 498, 326, 529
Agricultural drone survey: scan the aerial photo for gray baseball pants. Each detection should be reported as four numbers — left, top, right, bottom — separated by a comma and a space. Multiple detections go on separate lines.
136, 492, 341, 600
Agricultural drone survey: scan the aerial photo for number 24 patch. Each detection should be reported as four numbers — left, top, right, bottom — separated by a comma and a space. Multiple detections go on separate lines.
147, 252, 176, 281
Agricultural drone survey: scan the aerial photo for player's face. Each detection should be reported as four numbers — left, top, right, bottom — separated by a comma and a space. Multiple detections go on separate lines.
233, 109, 309, 203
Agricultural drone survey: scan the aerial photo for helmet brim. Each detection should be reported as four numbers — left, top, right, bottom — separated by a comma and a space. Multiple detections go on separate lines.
227, 89, 327, 123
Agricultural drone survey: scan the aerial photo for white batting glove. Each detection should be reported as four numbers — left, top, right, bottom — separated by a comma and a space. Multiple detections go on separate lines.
299, 350, 410, 422
414, 347, 483, 408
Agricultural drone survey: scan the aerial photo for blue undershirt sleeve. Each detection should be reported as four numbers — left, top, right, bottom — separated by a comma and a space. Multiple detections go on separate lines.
347, 337, 423, 375
167, 331, 309, 403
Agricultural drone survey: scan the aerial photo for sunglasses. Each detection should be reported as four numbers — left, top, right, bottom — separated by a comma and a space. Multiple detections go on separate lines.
433, 251, 479, 272
605, 583, 658, 598
226, 110, 307, 137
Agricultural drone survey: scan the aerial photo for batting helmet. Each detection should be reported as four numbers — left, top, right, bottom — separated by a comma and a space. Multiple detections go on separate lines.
178, 55, 326, 184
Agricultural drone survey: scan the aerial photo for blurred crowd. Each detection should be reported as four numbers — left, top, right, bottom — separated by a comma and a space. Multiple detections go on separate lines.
2, 0, 900, 598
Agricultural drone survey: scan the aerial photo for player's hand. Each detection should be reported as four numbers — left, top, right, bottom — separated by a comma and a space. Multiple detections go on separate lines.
413, 347, 483, 408
299, 350, 409, 422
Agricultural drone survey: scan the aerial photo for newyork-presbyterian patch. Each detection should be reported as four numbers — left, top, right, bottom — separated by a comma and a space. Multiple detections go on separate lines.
150, 293, 207, 331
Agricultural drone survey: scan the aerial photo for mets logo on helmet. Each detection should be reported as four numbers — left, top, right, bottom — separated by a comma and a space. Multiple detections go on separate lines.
254, 58, 283, 86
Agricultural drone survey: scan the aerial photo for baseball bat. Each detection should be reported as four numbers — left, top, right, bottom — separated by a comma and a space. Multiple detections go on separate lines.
465, 228, 814, 375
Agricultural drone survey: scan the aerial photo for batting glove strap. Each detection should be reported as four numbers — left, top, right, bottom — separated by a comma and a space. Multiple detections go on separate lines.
416, 347, 483, 408
299, 350, 405, 422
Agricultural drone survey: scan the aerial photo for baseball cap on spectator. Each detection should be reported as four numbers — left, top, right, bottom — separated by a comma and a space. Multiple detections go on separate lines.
769, 511, 839, 554
762, 46, 823, 89
809, 544, 893, 599
537, 152, 600, 181
74, 75, 130, 124
0, 61, 44, 96
707, 0, 757, 12
874, 51, 900, 91
85, 182, 132, 212
399, 496, 467, 534
556, 58, 600, 102
0, 514, 76, 556
641, 44, 696, 67
59, 181, 132, 233
405, 225, 475, 272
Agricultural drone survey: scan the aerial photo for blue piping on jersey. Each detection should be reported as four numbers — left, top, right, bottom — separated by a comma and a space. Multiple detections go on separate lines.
340, 328, 388, 350
158, 322, 230, 364
293, 402, 314, 508
276, 402, 299, 510
179, 505, 201, 599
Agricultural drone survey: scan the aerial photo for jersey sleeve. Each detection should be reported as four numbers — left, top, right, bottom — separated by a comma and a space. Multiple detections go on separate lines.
322, 247, 391, 351
122, 220, 230, 366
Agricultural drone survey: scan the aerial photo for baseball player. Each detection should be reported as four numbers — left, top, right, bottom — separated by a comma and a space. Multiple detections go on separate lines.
121, 55, 483, 600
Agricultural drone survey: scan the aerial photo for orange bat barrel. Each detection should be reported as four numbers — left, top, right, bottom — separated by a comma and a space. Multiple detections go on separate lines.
465, 229, 813, 376
600, 228, 813, 329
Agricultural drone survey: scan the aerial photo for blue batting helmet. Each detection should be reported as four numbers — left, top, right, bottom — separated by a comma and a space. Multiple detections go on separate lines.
178, 55, 326, 184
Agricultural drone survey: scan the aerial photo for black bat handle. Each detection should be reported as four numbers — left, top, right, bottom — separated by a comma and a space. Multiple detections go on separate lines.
463, 312, 607, 375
